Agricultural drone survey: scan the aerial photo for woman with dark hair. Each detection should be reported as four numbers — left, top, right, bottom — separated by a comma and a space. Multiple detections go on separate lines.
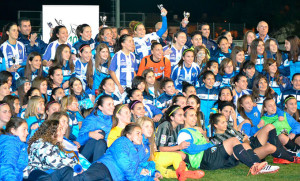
198, 60, 222, 88
51, 44, 75, 84
109, 34, 137, 100
0, 79, 10, 101
128, 89, 162, 124
74, 44, 94, 92
263, 58, 291, 96
131, 76, 154, 105
0, 101, 12, 129
0, 118, 28, 180
252, 74, 278, 112
240, 60, 261, 89
230, 46, 245, 74
43, 25, 72, 65
24, 120, 76, 180
0, 22, 27, 73
137, 42, 171, 80
163, 31, 188, 69
73, 24, 95, 55
211, 36, 231, 64
77, 95, 114, 162
17, 52, 46, 81
47, 66, 69, 97
93, 43, 111, 95
171, 49, 200, 90
265, 38, 290, 77
220, 31, 234, 49
3, 95, 20, 118
194, 45, 210, 70
95, 77, 120, 105
15, 77, 31, 106
187, 95, 205, 131
142, 69, 162, 98
284, 95, 300, 122
242, 30, 256, 57
69, 77, 94, 113
211, 87, 234, 115
285, 35, 300, 79
96, 27, 114, 57
232, 74, 252, 106
155, 105, 186, 159
249, 38, 266, 73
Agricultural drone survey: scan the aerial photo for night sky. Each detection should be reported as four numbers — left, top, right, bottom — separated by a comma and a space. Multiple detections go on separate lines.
1, 0, 299, 32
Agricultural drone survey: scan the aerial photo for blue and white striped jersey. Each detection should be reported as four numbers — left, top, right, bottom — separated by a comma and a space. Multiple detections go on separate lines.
42, 40, 72, 61
109, 50, 137, 88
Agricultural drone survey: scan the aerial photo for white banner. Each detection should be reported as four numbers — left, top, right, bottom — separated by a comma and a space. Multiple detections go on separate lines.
42, 5, 99, 44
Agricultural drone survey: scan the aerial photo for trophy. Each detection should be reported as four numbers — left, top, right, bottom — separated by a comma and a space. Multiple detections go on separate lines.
100, 16, 108, 27
157, 4, 164, 10
183, 11, 190, 24
157, 4, 166, 16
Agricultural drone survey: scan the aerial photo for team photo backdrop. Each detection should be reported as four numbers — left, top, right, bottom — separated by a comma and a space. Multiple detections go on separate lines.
42, 5, 99, 44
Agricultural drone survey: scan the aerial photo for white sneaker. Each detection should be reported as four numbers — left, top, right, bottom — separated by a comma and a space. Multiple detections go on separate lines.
257, 164, 280, 174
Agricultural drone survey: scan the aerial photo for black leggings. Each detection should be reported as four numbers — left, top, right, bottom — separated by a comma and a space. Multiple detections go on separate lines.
79, 139, 107, 162
74, 162, 113, 181
26, 166, 74, 181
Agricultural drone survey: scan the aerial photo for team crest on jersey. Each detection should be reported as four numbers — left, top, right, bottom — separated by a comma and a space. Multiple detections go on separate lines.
280, 129, 288, 135
160, 135, 167, 144
192, 73, 196, 77
160, 66, 164, 70
19, 49, 22, 54
145, 148, 149, 154
254, 112, 258, 117
211, 146, 217, 153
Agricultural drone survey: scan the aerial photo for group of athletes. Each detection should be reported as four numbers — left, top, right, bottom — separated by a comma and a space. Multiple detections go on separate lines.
0, 6, 299, 181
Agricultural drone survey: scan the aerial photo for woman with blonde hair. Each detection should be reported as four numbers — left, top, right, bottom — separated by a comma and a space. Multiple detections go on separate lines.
24, 96, 45, 139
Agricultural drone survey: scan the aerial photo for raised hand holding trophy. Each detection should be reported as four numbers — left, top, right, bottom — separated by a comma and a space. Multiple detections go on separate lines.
183, 11, 190, 25
100, 16, 108, 27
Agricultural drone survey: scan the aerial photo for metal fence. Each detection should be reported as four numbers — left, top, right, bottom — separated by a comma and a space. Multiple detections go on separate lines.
196, 22, 246, 40
17, 10, 246, 40
18, 10, 145, 33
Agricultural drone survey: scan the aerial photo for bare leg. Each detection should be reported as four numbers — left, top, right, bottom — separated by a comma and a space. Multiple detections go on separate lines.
278, 134, 289, 145
295, 136, 300, 146
254, 124, 275, 145
223, 137, 241, 160
253, 143, 276, 159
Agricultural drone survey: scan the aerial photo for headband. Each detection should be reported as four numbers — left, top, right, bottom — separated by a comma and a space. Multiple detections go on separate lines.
169, 106, 180, 116
116, 104, 126, 115
134, 22, 142, 31
0, 103, 7, 107
182, 48, 193, 56
284, 96, 296, 104
79, 45, 90, 52
184, 107, 194, 114
130, 100, 141, 110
